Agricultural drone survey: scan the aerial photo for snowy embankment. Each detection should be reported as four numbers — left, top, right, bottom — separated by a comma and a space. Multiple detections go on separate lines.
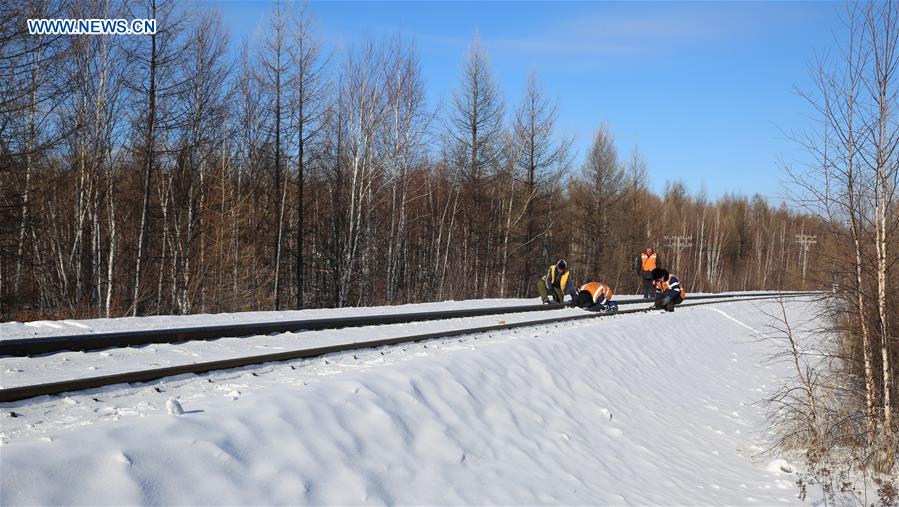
1, 298, 816, 505
0, 298, 539, 340
0, 291, 796, 341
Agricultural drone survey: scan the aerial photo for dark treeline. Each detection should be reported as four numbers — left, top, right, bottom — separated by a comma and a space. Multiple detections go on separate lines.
1, 0, 827, 322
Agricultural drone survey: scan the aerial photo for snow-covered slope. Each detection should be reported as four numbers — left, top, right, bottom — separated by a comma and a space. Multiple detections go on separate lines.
1, 298, 815, 505
0, 298, 539, 340
0, 291, 800, 341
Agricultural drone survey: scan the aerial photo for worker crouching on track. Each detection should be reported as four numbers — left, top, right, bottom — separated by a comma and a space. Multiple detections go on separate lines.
572, 280, 618, 313
651, 268, 686, 312
538, 259, 577, 304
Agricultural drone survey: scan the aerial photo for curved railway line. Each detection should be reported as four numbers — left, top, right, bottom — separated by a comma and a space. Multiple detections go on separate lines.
0, 292, 818, 403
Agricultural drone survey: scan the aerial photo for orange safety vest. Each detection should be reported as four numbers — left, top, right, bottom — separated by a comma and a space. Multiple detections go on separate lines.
654, 276, 686, 299
580, 282, 613, 303
641, 250, 657, 271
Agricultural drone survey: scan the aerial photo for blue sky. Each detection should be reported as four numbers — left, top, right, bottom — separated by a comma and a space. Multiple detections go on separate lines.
215, 1, 843, 202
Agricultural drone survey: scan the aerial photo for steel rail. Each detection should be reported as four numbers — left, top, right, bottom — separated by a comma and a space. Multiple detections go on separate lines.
0, 292, 820, 403
0, 292, 815, 357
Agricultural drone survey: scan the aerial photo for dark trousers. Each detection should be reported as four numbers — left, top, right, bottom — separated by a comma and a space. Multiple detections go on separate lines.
641, 271, 654, 299
537, 277, 564, 303
655, 291, 684, 311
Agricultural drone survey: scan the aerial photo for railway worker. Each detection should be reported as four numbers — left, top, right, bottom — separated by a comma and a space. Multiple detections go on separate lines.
537, 259, 577, 304
636, 244, 658, 300
651, 268, 686, 312
573, 279, 617, 313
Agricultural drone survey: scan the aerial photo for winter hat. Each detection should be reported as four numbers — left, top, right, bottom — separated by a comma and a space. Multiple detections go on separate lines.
646, 243, 654, 249
574, 290, 591, 307
556, 259, 568, 270
651, 268, 667, 280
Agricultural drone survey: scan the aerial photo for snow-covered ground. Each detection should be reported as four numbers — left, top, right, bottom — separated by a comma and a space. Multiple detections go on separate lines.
0, 291, 799, 341
0, 298, 541, 340
1, 306, 581, 389
1, 297, 819, 505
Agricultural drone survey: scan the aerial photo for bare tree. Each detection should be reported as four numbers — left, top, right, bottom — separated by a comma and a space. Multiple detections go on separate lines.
786, 0, 897, 478
447, 35, 504, 296
864, 0, 898, 446
510, 72, 571, 295
125, 0, 186, 315
259, 1, 290, 310
166, 9, 229, 314
576, 124, 626, 278
382, 35, 430, 303
288, 2, 327, 309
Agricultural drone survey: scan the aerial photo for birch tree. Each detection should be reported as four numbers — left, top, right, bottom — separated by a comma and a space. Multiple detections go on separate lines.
381, 37, 431, 302
168, 9, 229, 314
865, 0, 898, 451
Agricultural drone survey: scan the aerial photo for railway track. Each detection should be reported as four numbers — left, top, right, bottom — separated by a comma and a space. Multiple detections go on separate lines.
0, 292, 810, 357
0, 292, 819, 403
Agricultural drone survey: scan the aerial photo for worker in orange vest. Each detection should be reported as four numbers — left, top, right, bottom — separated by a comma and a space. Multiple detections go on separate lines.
572, 280, 617, 313
651, 268, 686, 312
636, 244, 658, 300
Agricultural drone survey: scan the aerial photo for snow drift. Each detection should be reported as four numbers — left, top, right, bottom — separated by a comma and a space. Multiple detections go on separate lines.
0, 298, 812, 505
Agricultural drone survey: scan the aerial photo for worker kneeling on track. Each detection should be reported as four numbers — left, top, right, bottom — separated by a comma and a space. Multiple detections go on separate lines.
538, 259, 577, 304
651, 268, 686, 312
572, 280, 618, 314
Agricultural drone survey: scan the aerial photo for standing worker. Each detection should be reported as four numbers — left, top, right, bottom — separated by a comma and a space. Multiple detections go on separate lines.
538, 259, 577, 304
637, 244, 658, 300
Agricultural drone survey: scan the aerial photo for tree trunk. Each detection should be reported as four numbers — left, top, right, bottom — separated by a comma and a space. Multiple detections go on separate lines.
132, 0, 158, 316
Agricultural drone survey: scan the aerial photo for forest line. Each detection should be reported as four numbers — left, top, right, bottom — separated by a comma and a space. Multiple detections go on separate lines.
1, 1, 827, 321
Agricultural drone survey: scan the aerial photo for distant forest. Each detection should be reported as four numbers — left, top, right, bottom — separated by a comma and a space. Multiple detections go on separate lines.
0, 1, 829, 321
